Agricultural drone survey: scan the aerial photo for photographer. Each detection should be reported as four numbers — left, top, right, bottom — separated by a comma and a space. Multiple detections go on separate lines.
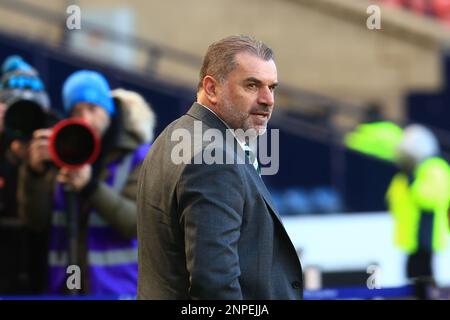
0, 55, 53, 294
18, 70, 155, 295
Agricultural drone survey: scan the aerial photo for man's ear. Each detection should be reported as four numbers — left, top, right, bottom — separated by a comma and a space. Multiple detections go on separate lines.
202, 75, 219, 105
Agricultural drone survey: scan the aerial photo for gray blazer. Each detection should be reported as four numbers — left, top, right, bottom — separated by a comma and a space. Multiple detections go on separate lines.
137, 103, 303, 299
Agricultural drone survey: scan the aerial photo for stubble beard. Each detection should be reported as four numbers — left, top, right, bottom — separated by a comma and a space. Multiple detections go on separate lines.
219, 93, 268, 138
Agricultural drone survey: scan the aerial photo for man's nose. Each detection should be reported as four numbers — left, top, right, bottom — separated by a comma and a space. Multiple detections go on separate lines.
257, 86, 274, 107
75, 110, 92, 124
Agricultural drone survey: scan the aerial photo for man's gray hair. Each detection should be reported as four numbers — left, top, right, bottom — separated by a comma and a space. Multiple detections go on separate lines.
198, 35, 274, 90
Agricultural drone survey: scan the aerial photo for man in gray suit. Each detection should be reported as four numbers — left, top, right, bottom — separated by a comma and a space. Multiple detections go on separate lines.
137, 35, 303, 299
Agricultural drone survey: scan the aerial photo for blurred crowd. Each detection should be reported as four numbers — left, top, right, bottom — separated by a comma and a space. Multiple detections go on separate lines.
0, 56, 156, 296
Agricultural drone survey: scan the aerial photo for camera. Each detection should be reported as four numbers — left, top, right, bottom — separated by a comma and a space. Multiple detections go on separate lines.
49, 118, 101, 169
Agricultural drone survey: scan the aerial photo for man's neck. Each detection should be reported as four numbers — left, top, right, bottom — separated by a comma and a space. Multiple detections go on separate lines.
197, 102, 229, 127
196, 102, 248, 147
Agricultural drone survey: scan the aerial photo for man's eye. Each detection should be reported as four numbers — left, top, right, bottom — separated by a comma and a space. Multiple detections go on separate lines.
247, 83, 257, 89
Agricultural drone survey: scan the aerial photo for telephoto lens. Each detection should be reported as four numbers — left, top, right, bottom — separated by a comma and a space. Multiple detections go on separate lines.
49, 118, 100, 169
3, 98, 47, 140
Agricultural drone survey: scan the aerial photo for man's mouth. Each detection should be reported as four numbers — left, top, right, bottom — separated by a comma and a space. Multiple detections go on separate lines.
251, 112, 270, 119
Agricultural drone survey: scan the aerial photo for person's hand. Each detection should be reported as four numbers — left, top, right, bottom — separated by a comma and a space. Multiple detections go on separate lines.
57, 165, 92, 192
0, 103, 6, 134
29, 128, 52, 174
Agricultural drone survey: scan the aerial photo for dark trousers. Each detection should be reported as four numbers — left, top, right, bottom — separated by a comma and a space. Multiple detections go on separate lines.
407, 250, 432, 279
407, 211, 434, 279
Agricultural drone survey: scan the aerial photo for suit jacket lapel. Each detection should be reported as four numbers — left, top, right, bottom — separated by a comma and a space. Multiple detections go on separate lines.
246, 166, 283, 223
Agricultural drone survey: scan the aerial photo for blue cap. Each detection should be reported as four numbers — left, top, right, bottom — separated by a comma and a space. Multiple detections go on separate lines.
0, 55, 45, 91
62, 70, 114, 116
0, 55, 50, 108
1, 55, 34, 74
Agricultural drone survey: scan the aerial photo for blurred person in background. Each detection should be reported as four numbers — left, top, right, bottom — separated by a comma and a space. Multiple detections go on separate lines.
0, 55, 53, 294
386, 124, 450, 285
18, 70, 156, 295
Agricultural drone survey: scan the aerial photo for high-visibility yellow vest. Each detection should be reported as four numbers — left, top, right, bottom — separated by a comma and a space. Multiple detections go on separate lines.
345, 121, 403, 162
386, 157, 450, 254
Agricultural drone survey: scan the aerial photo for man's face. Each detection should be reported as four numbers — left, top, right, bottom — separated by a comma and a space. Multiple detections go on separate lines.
216, 52, 278, 136
71, 102, 110, 137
